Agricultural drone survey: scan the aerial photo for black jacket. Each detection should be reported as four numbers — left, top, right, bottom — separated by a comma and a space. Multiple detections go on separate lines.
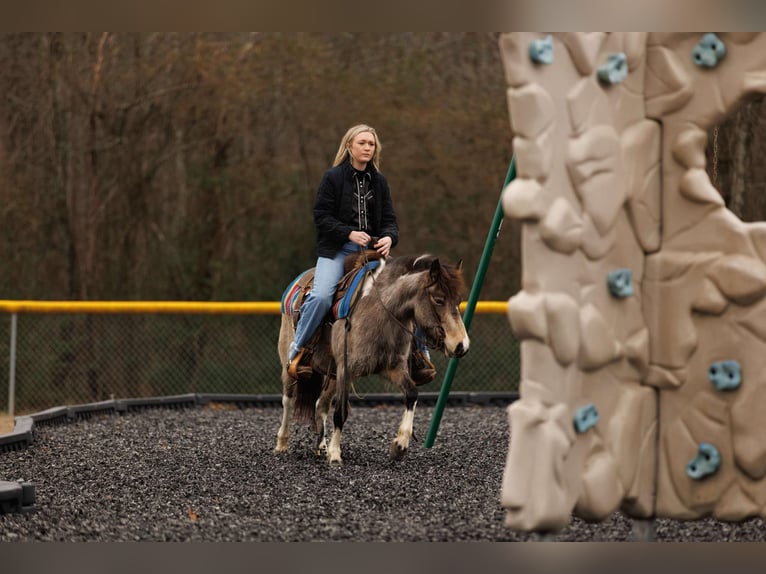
313, 159, 399, 258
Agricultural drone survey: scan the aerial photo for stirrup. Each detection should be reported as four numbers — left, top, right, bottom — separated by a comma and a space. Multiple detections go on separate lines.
287, 348, 313, 379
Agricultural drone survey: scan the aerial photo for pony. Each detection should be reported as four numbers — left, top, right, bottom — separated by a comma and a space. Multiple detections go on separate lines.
275, 252, 470, 463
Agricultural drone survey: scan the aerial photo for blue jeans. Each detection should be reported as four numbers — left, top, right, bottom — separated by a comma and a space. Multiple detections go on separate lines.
289, 241, 361, 361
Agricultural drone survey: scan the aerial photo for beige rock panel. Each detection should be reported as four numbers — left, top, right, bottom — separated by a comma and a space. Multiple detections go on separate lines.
497, 33, 531, 88
574, 434, 625, 521
715, 483, 759, 522
621, 120, 662, 253
657, 393, 734, 517
643, 251, 723, 370
691, 277, 729, 315
516, 374, 558, 407
567, 77, 612, 136
736, 298, 766, 341
567, 125, 626, 236
507, 290, 547, 342
519, 231, 584, 294
748, 222, 766, 263
500, 31, 766, 532
666, 208, 754, 255
580, 214, 617, 261
502, 178, 547, 222
507, 291, 581, 366
578, 303, 622, 371
706, 254, 766, 306
609, 385, 657, 517
513, 133, 553, 181
519, 343, 581, 406
545, 293, 581, 365
556, 32, 606, 76
622, 33, 648, 70
539, 197, 583, 254
731, 384, 766, 480
743, 71, 766, 94
501, 399, 580, 532
672, 126, 708, 170
507, 84, 555, 139
678, 168, 725, 206
645, 364, 687, 390
645, 45, 693, 117
727, 33, 761, 44
624, 328, 650, 377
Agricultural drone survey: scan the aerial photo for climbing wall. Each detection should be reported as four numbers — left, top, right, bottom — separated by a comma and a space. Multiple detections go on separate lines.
499, 32, 766, 531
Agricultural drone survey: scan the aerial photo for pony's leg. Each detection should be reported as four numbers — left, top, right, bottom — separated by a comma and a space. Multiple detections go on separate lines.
387, 371, 418, 461
275, 389, 295, 453
328, 373, 350, 464
314, 376, 336, 455
276, 314, 296, 453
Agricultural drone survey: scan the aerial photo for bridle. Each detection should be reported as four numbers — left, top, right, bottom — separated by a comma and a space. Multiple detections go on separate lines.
357, 247, 445, 350
339, 247, 447, 384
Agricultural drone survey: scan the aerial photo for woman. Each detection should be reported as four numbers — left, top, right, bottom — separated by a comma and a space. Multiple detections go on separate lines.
287, 124, 434, 384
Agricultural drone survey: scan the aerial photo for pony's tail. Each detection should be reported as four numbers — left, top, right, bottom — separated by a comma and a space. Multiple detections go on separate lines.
294, 372, 322, 425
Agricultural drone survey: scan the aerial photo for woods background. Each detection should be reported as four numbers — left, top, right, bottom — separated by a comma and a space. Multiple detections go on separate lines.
0, 32, 761, 304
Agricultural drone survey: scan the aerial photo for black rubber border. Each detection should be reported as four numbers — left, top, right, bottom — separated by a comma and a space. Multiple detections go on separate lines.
0, 391, 518, 454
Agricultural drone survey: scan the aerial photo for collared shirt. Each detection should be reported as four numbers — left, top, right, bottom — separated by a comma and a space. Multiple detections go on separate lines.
351, 168, 373, 232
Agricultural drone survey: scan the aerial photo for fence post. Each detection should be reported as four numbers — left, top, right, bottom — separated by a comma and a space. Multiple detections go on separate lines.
8, 312, 17, 417
424, 155, 516, 448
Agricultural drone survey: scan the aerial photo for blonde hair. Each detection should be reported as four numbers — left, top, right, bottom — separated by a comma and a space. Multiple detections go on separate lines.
332, 124, 382, 169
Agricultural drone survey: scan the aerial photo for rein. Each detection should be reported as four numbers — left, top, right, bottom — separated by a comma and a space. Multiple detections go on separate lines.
358, 248, 438, 349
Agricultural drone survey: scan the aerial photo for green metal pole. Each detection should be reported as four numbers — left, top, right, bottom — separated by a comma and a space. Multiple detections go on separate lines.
424, 155, 516, 448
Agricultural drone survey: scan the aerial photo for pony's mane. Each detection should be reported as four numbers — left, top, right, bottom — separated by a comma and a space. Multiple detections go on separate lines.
385, 254, 466, 301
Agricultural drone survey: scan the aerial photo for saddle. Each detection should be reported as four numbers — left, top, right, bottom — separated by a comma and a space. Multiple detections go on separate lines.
281, 250, 384, 331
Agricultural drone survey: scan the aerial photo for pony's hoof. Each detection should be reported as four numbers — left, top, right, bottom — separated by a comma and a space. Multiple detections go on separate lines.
389, 440, 409, 461
327, 449, 343, 465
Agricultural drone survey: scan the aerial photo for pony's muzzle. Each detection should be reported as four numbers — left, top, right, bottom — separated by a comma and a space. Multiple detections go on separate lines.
453, 341, 469, 358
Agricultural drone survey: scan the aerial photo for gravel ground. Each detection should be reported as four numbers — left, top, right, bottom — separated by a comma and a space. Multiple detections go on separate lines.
0, 403, 764, 542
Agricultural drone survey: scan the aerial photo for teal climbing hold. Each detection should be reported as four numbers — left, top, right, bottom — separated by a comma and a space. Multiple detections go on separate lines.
686, 443, 721, 480
692, 33, 726, 68
607, 268, 633, 298
597, 53, 628, 84
708, 360, 741, 391
529, 35, 554, 65
573, 403, 599, 434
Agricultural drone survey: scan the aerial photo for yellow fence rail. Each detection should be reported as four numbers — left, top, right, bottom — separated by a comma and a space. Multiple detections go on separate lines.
0, 300, 507, 314
1, 300, 515, 417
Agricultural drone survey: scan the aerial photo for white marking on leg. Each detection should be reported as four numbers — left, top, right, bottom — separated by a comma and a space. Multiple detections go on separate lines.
394, 402, 417, 451
316, 411, 329, 454
327, 428, 343, 463
274, 394, 294, 452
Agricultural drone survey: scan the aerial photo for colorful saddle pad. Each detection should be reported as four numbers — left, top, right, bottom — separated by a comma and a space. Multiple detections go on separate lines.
332, 259, 380, 320
280, 269, 313, 316
280, 260, 381, 321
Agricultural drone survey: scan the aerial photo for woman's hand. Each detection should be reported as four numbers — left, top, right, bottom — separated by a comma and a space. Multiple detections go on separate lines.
349, 230, 371, 247
374, 236, 392, 257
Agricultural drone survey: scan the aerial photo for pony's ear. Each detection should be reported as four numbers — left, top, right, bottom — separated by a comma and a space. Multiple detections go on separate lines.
429, 258, 441, 283
456, 259, 463, 271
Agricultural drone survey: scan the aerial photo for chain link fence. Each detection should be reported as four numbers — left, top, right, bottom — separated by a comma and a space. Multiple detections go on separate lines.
0, 305, 520, 415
